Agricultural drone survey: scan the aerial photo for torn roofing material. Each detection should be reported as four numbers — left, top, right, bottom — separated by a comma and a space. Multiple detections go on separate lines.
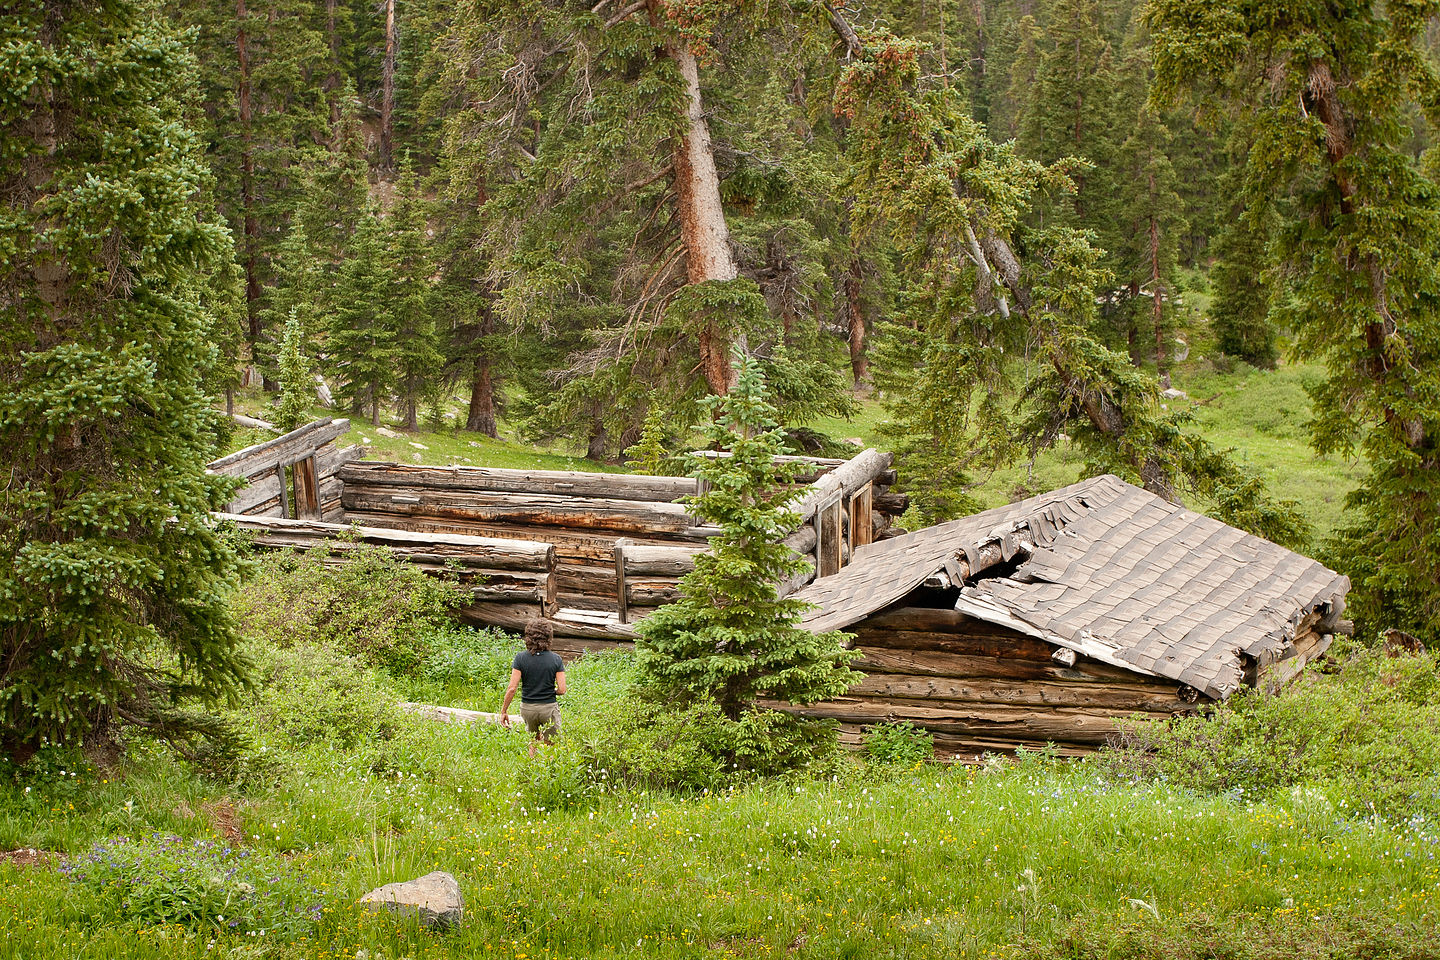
795, 475, 1349, 700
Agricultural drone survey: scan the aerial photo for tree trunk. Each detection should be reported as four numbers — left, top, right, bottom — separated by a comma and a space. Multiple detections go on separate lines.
664, 34, 740, 395
467, 347, 497, 437
403, 397, 417, 432
370, 394, 379, 427
226, 386, 235, 416
325, 0, 341, 129
586, 425, 608, 462
236, 1, 260, 350
380, 0, 396, 172
845, 258, 868, 383
1149, 174, 1165, 373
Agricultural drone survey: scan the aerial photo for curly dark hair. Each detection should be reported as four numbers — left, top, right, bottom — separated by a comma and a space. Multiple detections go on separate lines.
523, 619, 553, 654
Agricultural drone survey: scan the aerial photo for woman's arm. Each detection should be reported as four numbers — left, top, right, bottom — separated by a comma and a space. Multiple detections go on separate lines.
500, 668, 522, 726
555, 670, 567, 697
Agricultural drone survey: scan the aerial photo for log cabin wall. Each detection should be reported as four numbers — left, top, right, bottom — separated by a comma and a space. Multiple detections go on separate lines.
778, 604, 1201, 758
208, 418, 360, 521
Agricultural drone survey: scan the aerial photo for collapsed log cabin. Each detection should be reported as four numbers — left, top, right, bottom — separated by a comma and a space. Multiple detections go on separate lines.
782, 475, 1352, 759
209, 418, 907, 637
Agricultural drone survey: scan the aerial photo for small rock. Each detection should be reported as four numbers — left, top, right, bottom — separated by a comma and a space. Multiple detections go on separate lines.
359, 871, 464, 929
409, 441, 429, 450
376, 426, 402, 439
1161, 387, 1188, 400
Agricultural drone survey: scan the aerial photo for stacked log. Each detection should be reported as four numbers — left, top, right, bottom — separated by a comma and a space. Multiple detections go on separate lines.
775, 606, 1200, 757
217, 513, 559, 619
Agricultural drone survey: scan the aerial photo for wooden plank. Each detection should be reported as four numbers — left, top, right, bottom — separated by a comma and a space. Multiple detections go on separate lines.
276, 465, 291, 519
614, 538, 629, 624
208, 418, 350, 479
316, 443, 364, 480
229, 471, 282, 514
850, 483, 874, 550
817, 494, 845, 578
338, 461, 696, 502
293, 456, 320, 520
342, 513, 704, 559
851, 646, 1155, 685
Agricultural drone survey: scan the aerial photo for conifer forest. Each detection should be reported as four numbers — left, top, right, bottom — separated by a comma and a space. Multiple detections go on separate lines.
3, 2, 1440, 959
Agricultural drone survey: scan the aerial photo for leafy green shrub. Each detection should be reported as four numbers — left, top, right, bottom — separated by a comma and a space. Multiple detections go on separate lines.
62, 833, 323, 936
571, 699, 734, 795
862, 721, 935, 767
233, 542, 464, 676
1101, 645, 1440, 820
248, 641, 403, 749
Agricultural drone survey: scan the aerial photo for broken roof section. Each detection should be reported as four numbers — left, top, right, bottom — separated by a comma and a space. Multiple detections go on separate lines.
796, 475, 1350, 700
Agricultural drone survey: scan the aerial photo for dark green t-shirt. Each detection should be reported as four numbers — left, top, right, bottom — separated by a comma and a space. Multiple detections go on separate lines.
512, 650, 564, 704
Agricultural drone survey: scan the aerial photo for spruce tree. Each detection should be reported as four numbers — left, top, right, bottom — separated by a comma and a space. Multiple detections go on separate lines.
274, 308, 314, 431
1151, 0, 1440, 640
389, 164, 441, 431
635, 350, 860, 720
1, 2, 248, 760
328, 206, 397, 425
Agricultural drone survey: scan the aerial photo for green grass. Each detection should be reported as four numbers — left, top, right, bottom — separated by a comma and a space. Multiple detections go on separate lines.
220, 386, 622, 473
4, 707, 1436, 960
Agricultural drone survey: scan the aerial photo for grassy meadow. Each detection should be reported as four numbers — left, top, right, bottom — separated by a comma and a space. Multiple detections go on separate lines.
2, 547, 1438, 960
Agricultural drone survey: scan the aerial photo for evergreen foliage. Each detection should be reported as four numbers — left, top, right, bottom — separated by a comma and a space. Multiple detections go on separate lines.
1151, 0, 1440, 641
0, 1, 248, 760
327, 206, 397, 425
635, 351, 860, 720
274, 308, 313, 431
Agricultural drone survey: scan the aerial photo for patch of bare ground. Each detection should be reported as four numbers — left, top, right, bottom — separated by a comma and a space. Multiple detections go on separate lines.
1, 848, 57, 868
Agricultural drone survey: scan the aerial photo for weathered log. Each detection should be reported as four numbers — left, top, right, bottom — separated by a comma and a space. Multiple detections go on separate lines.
457, 601, 555, 628
832, 722, 1097, 758
873, 491, 910, 515
469, 573, 557, 606
399, 703, 517, 726
850, 627, 1058, 660
208, 417, 350, 478
620, 543, 705, 576
229, 412, 279, 431
781, 697, 1133, 745
316, 442, 363, 480
851, 646, 1153, 685
554, 563, 620, 597
847, 673, 1190, 713
627, 579, 680, 606
217, 513, 555, 571
339, 462, 696, 503
791, 448, 893, 524
343, 513, 696, 563
341, 487, 720, 538
782, 524, 818, 555
229, 471, 282, 514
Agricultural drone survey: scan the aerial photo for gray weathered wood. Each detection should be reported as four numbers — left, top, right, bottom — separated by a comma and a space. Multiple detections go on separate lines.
208, 417, 350, 478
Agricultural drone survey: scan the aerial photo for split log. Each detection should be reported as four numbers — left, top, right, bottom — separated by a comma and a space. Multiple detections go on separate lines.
339, 462, 695, 503
399, 702, 517, 727
316, 443, 363, 480
229, 412, 279, 431
208, 417, 350, 479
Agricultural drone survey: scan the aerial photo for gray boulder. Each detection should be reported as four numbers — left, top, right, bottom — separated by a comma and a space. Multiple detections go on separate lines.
359, 871, 464, 929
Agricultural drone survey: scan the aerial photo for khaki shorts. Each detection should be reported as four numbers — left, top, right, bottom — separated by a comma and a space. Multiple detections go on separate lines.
519, 702, 561, 739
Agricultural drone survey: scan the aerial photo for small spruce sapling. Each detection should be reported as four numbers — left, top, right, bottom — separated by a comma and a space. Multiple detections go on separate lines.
634, 348, 861, 721
274, 308, 313, 431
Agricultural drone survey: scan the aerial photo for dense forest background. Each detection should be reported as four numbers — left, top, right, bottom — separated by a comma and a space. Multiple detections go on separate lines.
101, 0, 1440, 640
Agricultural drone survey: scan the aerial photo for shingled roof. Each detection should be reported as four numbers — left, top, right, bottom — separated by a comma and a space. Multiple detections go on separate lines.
796, 475, 1349, 700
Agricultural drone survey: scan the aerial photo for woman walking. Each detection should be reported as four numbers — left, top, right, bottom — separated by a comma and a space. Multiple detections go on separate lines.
500, 620, 566, 756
